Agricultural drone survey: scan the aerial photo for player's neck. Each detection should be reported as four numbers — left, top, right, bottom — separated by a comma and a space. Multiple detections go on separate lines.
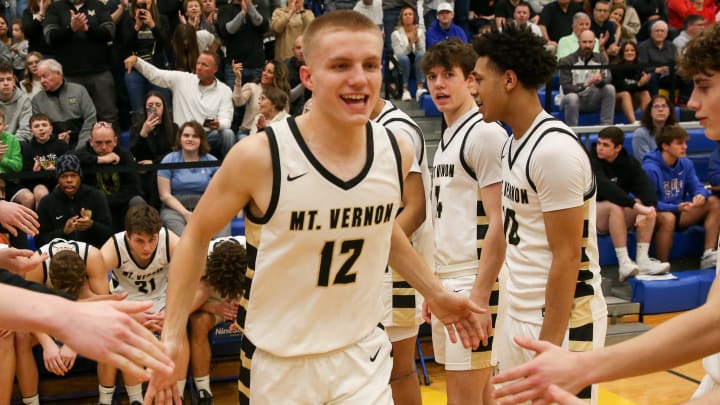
505, 91, 544, 139
443, 95, 477, 127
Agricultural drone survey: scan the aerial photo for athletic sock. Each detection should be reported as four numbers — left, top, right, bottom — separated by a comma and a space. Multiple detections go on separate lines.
615, 247, 631, 264
194, 375, 212, 394
22, 394, 40, 405
636, 243, 651, 262
98, 385, 115, 404
126, 384, 143, 403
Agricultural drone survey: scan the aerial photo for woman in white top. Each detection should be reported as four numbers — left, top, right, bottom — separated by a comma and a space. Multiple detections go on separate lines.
250, 86, 291, 135
232, 60, 290, 132
391, 6, 426, 101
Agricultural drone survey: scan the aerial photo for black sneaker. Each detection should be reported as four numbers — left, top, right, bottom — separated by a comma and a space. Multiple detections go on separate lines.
197, 389, 214, 405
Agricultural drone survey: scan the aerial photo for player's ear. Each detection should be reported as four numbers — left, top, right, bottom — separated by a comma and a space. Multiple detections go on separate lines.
300, 65, 313, 92
503, 70, 518, 91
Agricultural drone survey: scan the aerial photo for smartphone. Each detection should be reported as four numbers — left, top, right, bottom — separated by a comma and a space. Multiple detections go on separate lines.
147, 107, 157, 116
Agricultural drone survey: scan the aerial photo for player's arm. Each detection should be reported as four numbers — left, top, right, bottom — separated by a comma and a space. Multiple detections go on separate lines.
86, 246, 110, 295
539, 205, 584, 345
396, 171, 426, 236
23, 254, 45, 284
33, 331, 69, 376
99, 237, 120, 270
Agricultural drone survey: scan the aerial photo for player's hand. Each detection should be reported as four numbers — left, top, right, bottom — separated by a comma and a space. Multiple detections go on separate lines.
124, 55, 139, 73
0, 329, 13, 338
421, 300, 431, 323
678, 202, 692, 212
492, 336, 588, 404
425, 289, 486, 349
692, 194, 706, 207
0, 200, 40, 236
44, 343, 70, 376
0, 249, 47, 275
544, 385, 587, 405
131, 310, 165, 333
59, 344, 78, 371
144, 334, 184, 404
217, 299, 240, 321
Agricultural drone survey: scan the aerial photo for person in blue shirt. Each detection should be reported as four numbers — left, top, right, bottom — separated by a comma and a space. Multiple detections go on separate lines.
642, 125, 720, 268
426, 2, 468, 49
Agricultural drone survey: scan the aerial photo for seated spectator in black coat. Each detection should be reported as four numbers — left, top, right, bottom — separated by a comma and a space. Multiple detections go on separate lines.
610, 41, 651, 124
76, 122, 146, 232
18, 113, 69, 210
37, 154, 113, 248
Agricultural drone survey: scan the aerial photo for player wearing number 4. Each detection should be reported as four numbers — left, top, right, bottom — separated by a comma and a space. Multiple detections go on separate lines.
421, 37, 507, 404
143, 10, 487, 405
98, 204, 208, 405
472, 24, 608, 404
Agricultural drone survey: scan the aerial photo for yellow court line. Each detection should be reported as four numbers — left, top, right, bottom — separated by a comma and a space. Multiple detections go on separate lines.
599, 387, 637, 405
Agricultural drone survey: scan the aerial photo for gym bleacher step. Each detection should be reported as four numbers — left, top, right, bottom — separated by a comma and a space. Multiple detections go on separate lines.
605, 295, 642, 322
606, 322, 651, 346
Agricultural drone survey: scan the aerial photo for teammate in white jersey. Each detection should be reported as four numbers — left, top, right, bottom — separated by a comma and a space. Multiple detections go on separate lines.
97, 205, 206, 405
421, 37, 507, 404
371, 97, 433, 405
489, 24, 720, 405
144, 11, 487, 404
189, 236, 247, 403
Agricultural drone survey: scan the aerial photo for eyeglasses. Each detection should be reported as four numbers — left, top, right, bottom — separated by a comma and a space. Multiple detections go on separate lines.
652, 104, 669, 110
93, 121, 113, 129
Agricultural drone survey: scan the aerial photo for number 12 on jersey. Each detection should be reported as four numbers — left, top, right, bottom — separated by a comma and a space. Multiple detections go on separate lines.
317, 239, 364, 287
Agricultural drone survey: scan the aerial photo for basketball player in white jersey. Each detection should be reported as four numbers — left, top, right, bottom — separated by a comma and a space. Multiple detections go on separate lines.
144, 11, 487, 404
13, 249, 106, 405
189, 236, 247, 403
97, 204, 206, 405
470, 24, 608, 403
370, 97, 433, 405
420, 38, 507, 404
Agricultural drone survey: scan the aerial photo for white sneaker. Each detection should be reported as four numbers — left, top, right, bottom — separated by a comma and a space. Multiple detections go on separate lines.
700, 249, 718, 269
401, 89, 412, 101
415, 87, 427, 101
618, 260, 640, 282
636, 257, 671, 275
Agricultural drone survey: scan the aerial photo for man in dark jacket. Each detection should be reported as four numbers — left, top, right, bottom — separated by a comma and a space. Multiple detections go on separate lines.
592, 126, 669, 280
36, 154, 113, 248
76, 123, 145, 232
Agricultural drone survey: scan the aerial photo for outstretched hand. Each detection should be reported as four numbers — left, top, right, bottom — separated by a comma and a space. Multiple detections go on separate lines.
425, 289, 487, 349
0, 200, 40, 236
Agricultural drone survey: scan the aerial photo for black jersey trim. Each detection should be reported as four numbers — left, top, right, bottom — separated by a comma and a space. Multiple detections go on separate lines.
244, 126, 281, 225
458, 120, 486, 180
163, 227, 170, 263
386, 129, 404, 198
381, 117, 426, 165
440, 111, 480, 152
507, 117, 557, 170
288, 116, 374, 191
111, 234, 122, 269
375, 103, 399, 122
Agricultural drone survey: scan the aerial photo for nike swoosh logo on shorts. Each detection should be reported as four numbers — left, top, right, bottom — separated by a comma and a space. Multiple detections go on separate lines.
370, 346, 382, 362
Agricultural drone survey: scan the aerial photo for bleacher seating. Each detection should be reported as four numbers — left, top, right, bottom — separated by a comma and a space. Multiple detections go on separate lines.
629, 272, 702, 314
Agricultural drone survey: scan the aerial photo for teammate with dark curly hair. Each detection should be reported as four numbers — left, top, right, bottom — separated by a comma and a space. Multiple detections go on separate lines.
48, 250, 87, 297
205, 240, 247, 299
473, 23, 608, 405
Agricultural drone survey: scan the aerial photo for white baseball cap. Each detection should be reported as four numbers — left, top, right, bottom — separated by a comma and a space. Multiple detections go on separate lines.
437, 2, 453, 13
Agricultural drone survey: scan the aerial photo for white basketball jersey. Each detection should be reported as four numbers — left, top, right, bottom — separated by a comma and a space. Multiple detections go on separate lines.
39, 238, 91, 288
243, 117, 402, 357
432, 109, 506, 271
111, 227, 170, 313
501, 111, 605, 325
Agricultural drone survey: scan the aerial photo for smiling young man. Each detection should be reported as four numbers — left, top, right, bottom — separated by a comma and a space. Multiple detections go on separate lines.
488, 23, 720, 405
472, 24, 607, 404
421, 37, 507, 404
143, 10, 487, 404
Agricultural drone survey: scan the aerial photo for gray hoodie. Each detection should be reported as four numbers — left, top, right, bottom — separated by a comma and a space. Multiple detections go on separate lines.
0, 87, 32, 142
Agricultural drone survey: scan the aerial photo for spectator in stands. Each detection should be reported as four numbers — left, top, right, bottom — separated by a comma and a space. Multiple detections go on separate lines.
200, 0, 218, 34
642, 125, 720, 267
632, 94, 677, 161
0, 62, 31, 142
673, 13, 706, 52
494, 0, 531, 29
559, 29, 616, 126
633, 0, 668, 42
556, 12, 599, 59
271, 0, 314, 61
591, 0, 620, 55
189, 237, 246, 404
638, 20, 678, 96
21, 0, 52, 55
426, 2, 468, 48
130, 91, 177, 208
610, 41, 651, 124
216, 0, 268, 89
382, 1, 414, 50
170, 23, 200, 72
0, 16, 20, 69
537, 0, 584, 52
157, 120, 229, 237
325, 0, 356, 12
20, 51, 41, 97
468, 0, 495, 34
592, 126, 669, 281
232, 59, 290, 133
37, 153, 113, 248
18, 113, 67, 210
125, 51, 236, 159
76, 122, 146, 232
510, 3, 543, 37
284, 35, 309, 116
118, 0, 171, 124
10, 20, 28, 78
609, 0, 641, 43
31, 59, 97, 151
0, 108, 24, 207
668, 0, 715, 32
250, 86, 290, 135
43, 0, 118, 129
391, 6, 426, 101
354, 0, 384, 31
179, 0, 202, 30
